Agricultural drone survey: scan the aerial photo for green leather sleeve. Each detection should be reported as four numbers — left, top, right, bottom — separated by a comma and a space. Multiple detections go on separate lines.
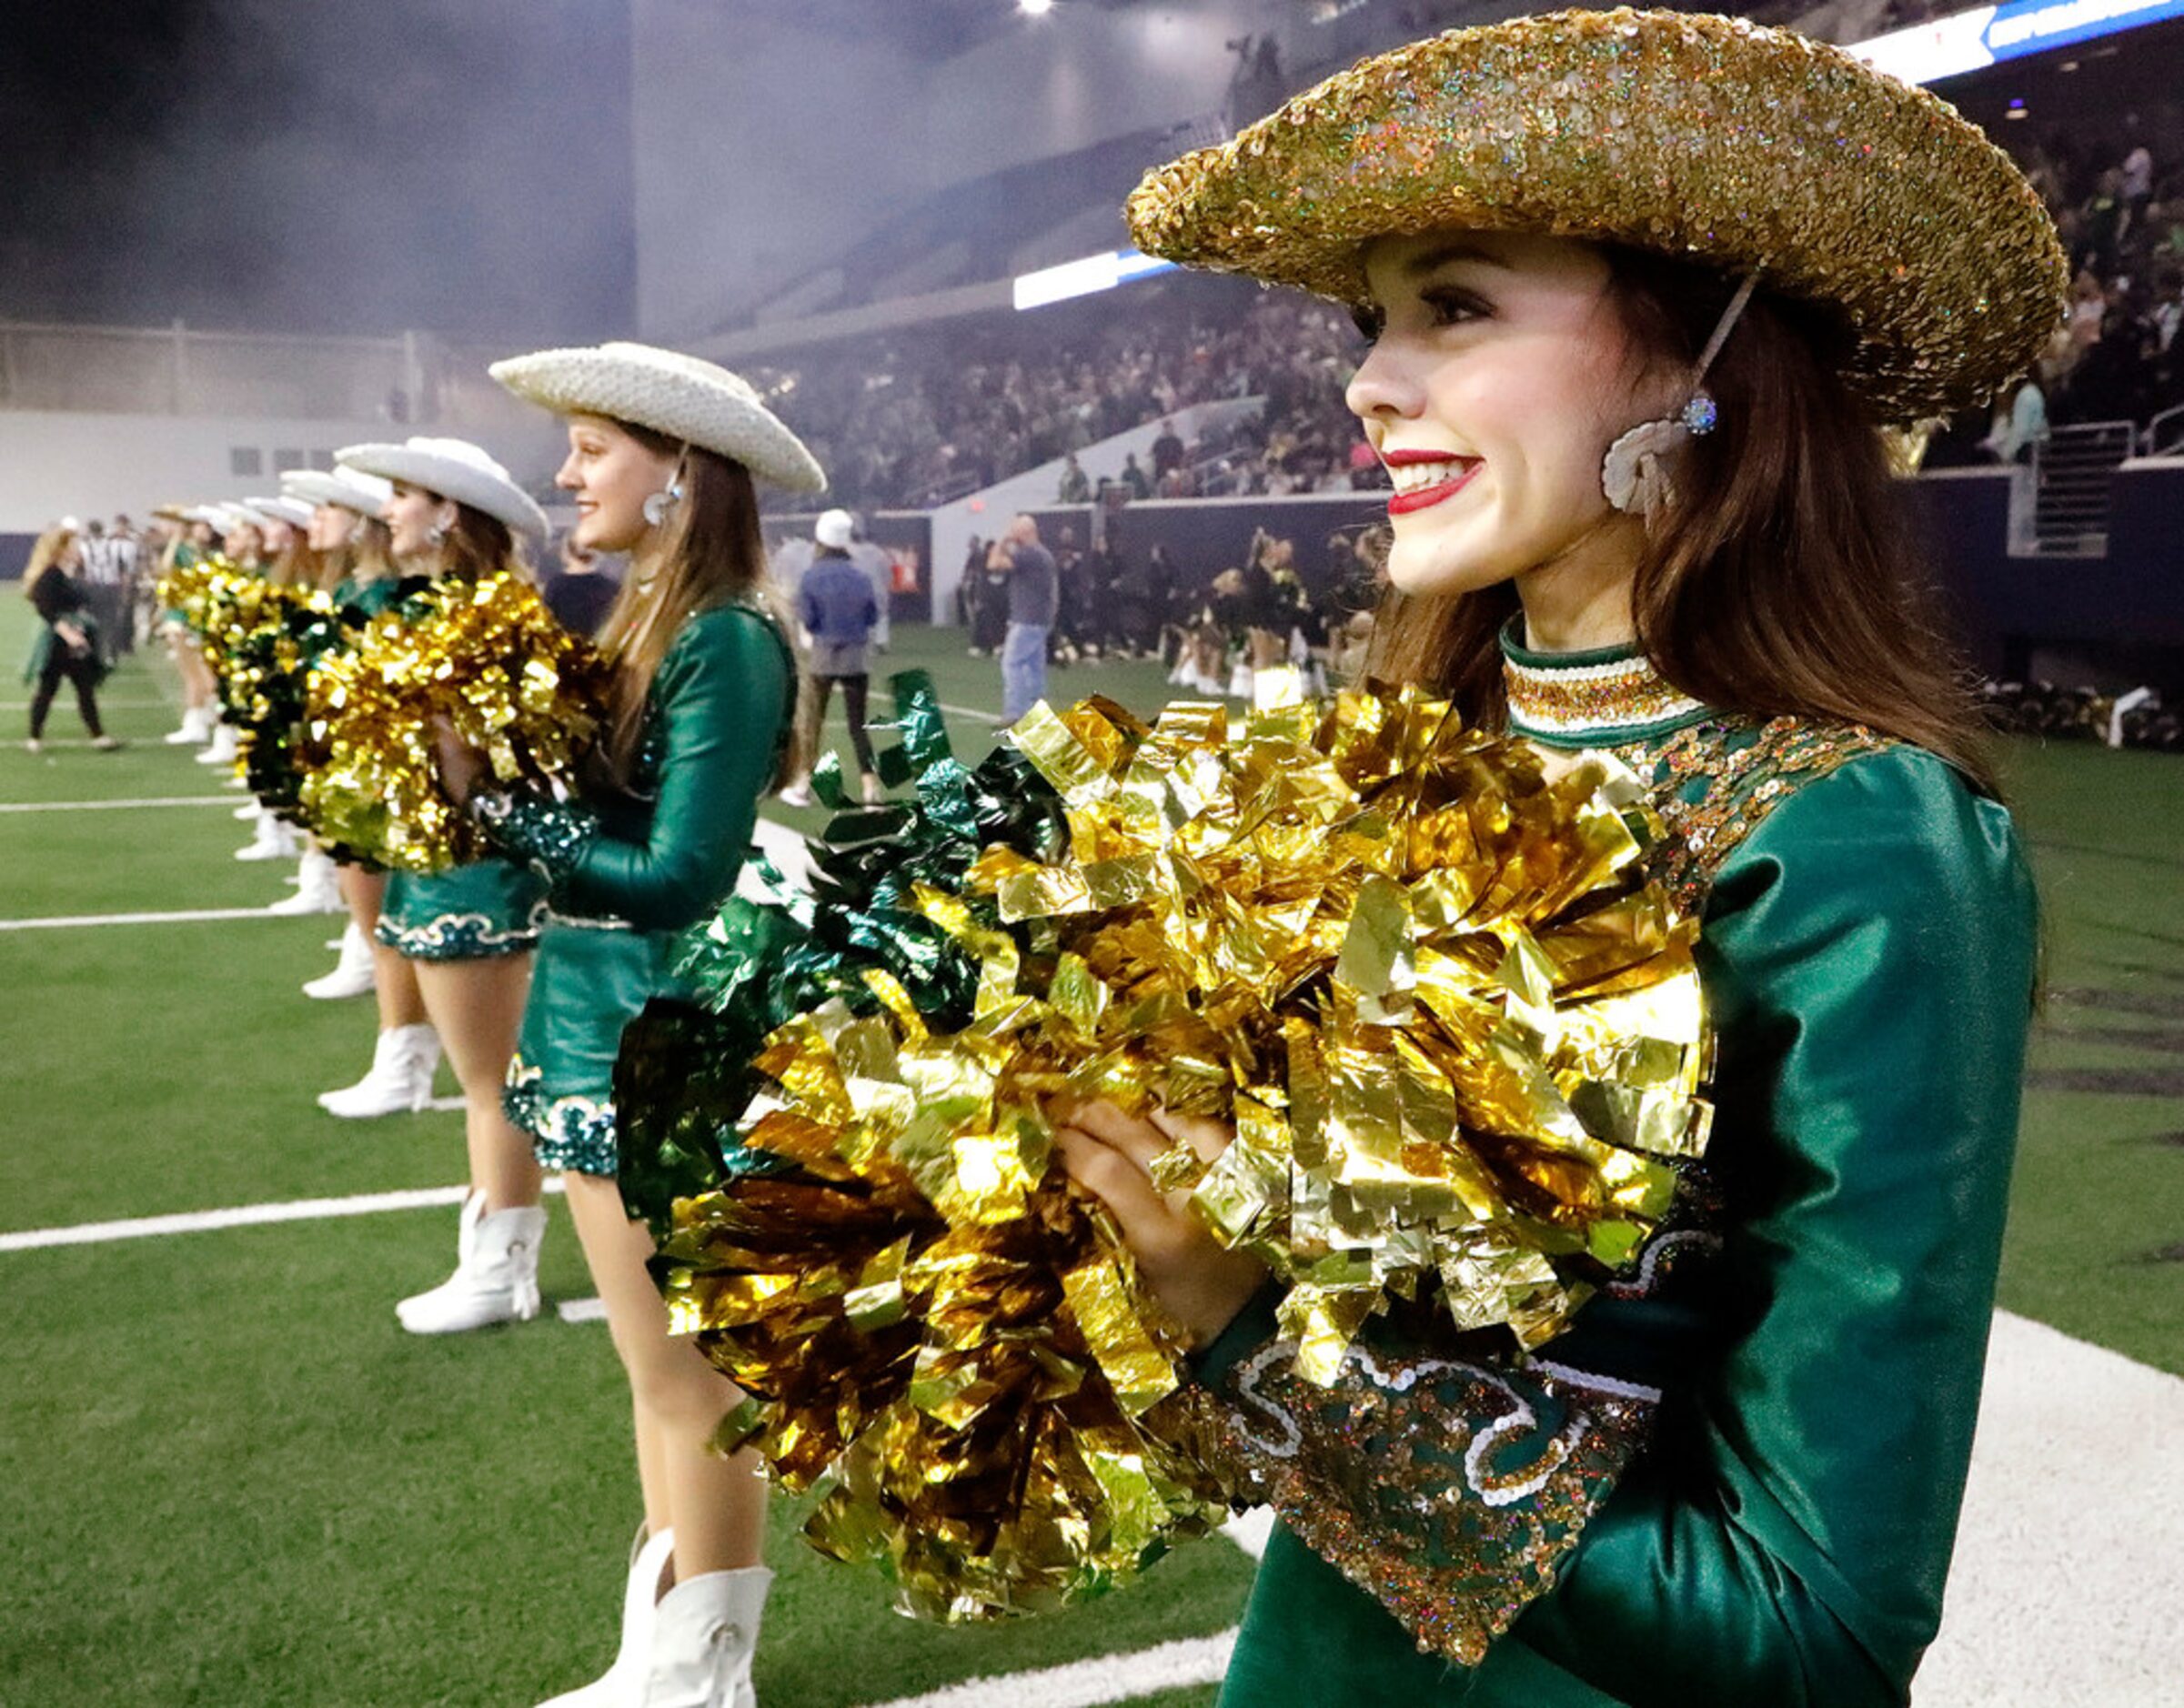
491, 605, 790, 933
1507, 746, 2038, 1704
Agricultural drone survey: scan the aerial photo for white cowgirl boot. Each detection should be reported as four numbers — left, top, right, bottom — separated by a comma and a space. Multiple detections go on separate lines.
196, 721, 239, 765
396, 1194, 548, 1334
302, 920, 377, 998
165, 705, 213, 745
639, 1567, 770, 1708
317, 1023, 438, 1118
270, 847, 344, 915
235, 810, 297, 861
535, 1525, 676, 1707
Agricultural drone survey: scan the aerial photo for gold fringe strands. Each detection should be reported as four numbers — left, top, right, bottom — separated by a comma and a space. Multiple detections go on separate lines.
297, 573, 608, 871
639, 675, 1713, 1621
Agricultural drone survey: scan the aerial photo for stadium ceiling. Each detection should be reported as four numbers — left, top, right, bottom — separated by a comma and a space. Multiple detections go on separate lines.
783, 0, 1253, 64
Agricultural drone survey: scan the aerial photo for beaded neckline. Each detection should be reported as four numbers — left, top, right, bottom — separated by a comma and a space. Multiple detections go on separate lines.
1499, 618, 1712, 749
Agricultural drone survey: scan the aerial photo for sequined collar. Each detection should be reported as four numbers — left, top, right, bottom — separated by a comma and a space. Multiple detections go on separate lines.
1500, 618, 1711, 749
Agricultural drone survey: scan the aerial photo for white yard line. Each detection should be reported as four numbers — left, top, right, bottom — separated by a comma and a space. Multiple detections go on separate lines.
0, 1181, 524, 1253
1, 699, 172, 710
0, 795, 231, 814
861, 1632, 1236, 1708
0, 905, 292, 931
940, 701, 1007, 727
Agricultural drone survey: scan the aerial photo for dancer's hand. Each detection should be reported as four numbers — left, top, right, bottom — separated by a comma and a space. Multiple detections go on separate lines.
1052, 1100, 1267, 1350
431, 716, 485, 805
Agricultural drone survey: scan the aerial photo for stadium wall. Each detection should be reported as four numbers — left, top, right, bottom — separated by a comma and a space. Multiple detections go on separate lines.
0, 409, 396, 546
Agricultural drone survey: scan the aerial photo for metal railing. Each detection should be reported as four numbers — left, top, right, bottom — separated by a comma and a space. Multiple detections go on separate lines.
2027, 419, 2138, 556
0, 318, 436, 422
2146, 402, 2184, 459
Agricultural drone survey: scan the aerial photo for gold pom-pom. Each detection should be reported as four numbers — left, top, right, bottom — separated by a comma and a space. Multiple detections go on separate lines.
655, 679, 1712, 1619
297, 574, 607, 870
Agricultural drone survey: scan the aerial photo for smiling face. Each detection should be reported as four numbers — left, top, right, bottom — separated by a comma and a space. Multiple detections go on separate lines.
382, 480, 453, 562
556, 414, 679, 555
1347, 230, 1683, 614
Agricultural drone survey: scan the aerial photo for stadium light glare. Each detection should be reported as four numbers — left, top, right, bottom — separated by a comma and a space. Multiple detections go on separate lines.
1019, 0, 1055, 15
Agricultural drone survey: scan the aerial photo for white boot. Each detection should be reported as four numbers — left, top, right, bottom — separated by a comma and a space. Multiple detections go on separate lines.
639, 1567, 770, 1708
165, 705, 212, 746
535, 1525, 676, 1708
317, 1023, 438, 1118
302, 920, 377, 998
196, 722, 239, 765
270, 847, 345, 915
236, 811, 299, 862
397, 1197, 548, 1334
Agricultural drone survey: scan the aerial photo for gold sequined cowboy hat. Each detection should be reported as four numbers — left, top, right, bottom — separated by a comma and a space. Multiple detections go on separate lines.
1126, 6, 2067, 424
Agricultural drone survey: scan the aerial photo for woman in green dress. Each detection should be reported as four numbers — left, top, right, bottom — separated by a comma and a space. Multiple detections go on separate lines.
1053, 11, 2066, 1705
436, 341, 817, 1708
157, 507, 222, 747
324, 437, 556, 1336
280, 467, 408, 983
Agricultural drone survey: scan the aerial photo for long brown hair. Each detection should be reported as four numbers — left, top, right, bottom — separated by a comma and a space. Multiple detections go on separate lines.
592, 420, 805, 790
1372, 243, 2002, 799
347, 516, 398, 584
270, 533, 331, 590
438, 503, 524, 587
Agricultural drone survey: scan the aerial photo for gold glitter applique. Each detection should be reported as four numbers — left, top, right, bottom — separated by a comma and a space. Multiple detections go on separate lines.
1618, 716, 1897, 913
1124, 7, 2068, 426
1193, 1336, 1654, 1666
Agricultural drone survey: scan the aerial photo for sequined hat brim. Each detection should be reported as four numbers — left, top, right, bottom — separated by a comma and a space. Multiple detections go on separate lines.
1125, 7, 2068, 425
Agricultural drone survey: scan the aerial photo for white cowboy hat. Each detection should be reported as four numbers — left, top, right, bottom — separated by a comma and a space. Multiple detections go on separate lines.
814, 508, 855, 548
246, 496, 317, 529
488, 341, 826, 495
336, 436, 549, 540
282, 467, 395, 518
214, 504, 270, 534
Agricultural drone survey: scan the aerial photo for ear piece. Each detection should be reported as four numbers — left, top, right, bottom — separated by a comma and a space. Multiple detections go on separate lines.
1598, 267, 1757, 521
640, 478, 685, 528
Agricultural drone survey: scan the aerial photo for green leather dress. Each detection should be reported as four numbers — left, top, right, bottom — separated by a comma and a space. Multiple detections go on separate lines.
1196, 627, 2038, 1708
485, 600, 794, 1176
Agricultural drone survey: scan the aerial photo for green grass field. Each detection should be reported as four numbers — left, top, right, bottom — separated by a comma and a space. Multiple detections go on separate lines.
3, 599, 2180, 1705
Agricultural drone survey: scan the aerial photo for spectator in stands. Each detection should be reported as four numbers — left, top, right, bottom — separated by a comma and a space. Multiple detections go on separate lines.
539, 535, 622, 638
989, 513, 1057, 722
22, 524, 116, 753
780, 508, 882, 807
1057, 452, 1091, 503
1152, 417, 1187, 481
1118, 451, 1151, 500
1983, 365, 2050, 463
1045, 525, 1082, 661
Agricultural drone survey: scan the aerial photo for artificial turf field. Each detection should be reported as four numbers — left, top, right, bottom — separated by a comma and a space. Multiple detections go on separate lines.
3, 599, 2180, 1706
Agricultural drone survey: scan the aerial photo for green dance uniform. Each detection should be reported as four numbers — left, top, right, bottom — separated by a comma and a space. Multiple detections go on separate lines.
330, 573, 408, 619
486, 601, 794, 1175
376, 862, 547, 961
1193, 626, 2037, 1708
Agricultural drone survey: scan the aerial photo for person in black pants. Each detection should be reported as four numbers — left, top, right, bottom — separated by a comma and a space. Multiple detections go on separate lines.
23, 526, 117, 754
